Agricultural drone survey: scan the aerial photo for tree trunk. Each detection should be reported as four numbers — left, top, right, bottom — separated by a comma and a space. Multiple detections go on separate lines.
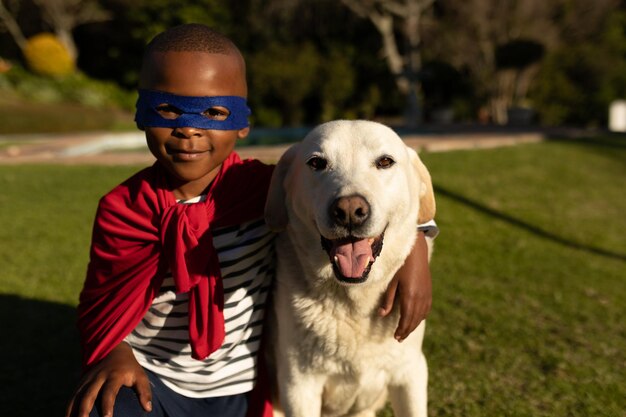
0, 0, 27, 51
402, 1, 424, 126
55, 27, 78, 61
341, 0, 433, 128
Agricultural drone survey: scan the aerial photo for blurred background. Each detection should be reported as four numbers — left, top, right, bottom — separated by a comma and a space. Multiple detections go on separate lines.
2, 0, 626, 134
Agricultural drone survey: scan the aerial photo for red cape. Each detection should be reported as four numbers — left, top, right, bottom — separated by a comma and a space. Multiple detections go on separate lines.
78, 152, 273, 417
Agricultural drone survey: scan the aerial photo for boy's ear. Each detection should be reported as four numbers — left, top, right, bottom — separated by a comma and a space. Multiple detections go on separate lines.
238, 127, 250, 139
264, 143, 300, 231
409, 148, 436, 224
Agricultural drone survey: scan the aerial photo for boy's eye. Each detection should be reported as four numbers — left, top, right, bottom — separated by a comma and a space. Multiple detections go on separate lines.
203, 106, 230, 121
155, 104, 182, 119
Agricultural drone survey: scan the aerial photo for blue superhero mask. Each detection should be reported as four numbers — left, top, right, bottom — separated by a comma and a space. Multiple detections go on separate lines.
134, 89, 251, 130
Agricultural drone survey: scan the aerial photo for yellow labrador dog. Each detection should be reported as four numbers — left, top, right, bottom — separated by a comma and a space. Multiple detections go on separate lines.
265, 120, 435, 417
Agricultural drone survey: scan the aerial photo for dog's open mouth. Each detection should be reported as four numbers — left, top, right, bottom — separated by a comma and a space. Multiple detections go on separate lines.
320, 232, 385, 284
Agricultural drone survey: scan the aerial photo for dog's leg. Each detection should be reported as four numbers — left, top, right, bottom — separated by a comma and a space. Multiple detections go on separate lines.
276, 367, 325, 417
387, 350, 428, 417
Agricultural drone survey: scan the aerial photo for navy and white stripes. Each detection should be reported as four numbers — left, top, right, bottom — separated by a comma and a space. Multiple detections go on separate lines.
125, 217, 275, 398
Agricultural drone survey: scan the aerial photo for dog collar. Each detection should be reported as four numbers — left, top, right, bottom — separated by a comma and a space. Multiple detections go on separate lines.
135, 89, 251, 130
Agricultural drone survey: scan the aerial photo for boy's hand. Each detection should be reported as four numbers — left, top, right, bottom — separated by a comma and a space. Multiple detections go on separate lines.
379, 231, 432, 341
65, 342, 152, 417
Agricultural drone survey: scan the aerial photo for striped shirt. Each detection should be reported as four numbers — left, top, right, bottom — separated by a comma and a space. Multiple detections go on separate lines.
125, 204, 275, 398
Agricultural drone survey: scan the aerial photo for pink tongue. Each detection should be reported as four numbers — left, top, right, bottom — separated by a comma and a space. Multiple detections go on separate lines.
332, 239, 373, 279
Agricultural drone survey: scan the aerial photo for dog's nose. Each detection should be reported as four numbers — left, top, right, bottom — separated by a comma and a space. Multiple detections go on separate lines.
330, 195, 370, 228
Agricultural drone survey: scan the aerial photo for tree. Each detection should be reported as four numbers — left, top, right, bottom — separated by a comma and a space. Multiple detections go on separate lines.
249, 42, 321, 126
430, 0, 562, 124
340, 0, 435, 127
0, 0, 108, 63
529, 4, 626, 126
0, 0, 27, 51
104, 0, 232, 45
32, 0, 109, 61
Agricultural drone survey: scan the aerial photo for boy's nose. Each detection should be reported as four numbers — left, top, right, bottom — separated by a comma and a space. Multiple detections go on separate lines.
173, 126, 204, 138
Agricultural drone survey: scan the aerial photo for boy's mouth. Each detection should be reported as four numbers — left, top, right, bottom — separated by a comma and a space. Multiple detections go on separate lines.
167, 145, 209, 160
172, 150, 206, 161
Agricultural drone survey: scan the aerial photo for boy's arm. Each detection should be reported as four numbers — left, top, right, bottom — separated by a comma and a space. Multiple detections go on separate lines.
66, 342, 152, 417
379, 230, 432, 342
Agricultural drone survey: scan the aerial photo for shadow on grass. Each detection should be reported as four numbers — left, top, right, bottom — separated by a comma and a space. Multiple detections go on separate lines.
434, 184, 626, 262
0, 294, 81, 416
547, 133, 626, 150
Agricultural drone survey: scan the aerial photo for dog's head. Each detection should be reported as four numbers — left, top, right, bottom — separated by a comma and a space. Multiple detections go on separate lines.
265, 120, 435, 286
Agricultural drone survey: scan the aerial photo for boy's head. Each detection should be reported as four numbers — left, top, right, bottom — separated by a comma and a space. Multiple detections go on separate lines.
138, 24, 247, 98
136, 24, 250, 199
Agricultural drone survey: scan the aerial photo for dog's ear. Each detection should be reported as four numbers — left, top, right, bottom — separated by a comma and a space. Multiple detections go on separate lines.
265, 143, 300, 231
409, 148, 436, 224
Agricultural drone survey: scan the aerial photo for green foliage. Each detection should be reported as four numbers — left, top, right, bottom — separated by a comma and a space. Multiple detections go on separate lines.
318, 47, 357, 121
249, 43, 371, 126
530, 12, 626, 126
0, 63, 135, 111
250, 42, 321, 126
122, 0, 232, 48
354, 85, 382, 120
531, 44, 626, 126
23, 33, 75, 77
0, 64, 135, 134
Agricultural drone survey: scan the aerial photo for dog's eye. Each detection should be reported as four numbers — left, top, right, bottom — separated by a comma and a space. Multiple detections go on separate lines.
306, 156, 328, 171
376, 156, 395, 169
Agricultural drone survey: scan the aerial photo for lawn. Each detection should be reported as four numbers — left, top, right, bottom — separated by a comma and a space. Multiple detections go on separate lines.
0, 137, 624, 416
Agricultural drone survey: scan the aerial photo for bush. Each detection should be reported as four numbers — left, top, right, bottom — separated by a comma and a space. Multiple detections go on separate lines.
529, 12, 626, 126
0, 64, 135, 111
530, 44, 626, 126
250, 42, 321, 126
23, 33, 75, 77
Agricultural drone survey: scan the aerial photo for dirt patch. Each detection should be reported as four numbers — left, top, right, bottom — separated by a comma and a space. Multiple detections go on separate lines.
0, 130, 554, 165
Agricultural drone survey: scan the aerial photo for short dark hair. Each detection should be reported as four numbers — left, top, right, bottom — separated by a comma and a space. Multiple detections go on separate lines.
145, 24, 237, 55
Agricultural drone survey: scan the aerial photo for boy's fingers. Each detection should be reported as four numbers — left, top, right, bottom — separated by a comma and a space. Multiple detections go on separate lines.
75, 380, 104, 417
395, 295, 420, 341
395, 295, 431, 341
65, 397, 76, 417
100, 381, 123, 417
394, 305, 414, 341
66, 381, 91, 417
135, 373, 153, 412
379, 277, 399, 316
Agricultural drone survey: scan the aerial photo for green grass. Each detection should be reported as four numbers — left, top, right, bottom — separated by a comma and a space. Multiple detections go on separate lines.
422, 137, 626, 416
1, 137, 625, 416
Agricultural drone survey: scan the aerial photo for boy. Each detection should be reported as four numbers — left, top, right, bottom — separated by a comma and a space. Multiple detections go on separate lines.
66, 24, 435, 417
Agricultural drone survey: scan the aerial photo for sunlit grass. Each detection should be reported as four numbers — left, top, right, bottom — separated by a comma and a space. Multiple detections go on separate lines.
0, 136, 624, 416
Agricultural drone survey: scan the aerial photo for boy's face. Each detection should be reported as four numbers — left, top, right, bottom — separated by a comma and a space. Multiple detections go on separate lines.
140, 50, 249, 198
